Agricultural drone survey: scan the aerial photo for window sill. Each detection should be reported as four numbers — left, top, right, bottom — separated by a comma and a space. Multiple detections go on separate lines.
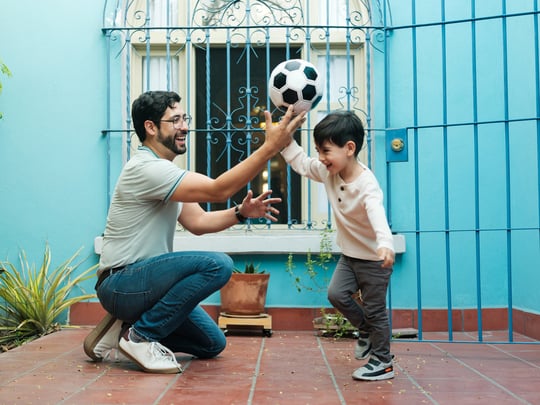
94, 231, 405, 255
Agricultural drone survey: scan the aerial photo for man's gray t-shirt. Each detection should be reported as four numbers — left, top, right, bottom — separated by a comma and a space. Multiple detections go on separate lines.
99, 146, 186, 272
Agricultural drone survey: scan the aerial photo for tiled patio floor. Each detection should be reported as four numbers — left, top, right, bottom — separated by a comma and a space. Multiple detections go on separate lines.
1, 327, 539, 404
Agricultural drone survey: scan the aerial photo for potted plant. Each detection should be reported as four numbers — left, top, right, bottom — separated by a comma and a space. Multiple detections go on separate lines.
220, 262, 270, 316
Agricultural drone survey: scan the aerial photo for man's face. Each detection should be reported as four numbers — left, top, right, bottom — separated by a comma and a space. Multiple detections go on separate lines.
157, 102, 189, 155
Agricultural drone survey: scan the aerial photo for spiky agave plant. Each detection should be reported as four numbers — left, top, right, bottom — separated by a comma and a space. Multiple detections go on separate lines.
0, 244, 97, 350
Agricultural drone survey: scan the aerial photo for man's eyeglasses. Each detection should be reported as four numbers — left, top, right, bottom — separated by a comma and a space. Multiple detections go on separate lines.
160, 114, 192, 128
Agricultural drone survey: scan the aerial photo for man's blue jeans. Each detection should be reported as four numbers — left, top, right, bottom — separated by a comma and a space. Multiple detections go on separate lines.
96, 251, 233, 358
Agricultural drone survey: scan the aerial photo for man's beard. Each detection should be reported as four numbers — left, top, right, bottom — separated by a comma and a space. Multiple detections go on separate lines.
158, 130, 186, 155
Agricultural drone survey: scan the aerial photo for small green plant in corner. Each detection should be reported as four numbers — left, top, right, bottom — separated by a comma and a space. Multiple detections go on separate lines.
0, 243, 97, 352
0, 57, 12, 120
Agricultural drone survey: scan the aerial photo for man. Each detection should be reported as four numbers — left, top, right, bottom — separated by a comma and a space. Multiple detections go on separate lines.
84, 91, 305, 373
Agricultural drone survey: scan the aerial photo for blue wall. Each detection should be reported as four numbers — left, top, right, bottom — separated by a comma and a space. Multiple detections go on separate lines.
0, 1, 107, 296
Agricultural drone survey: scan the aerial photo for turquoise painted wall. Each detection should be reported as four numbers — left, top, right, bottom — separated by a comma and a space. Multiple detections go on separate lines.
0, 1, 107, 296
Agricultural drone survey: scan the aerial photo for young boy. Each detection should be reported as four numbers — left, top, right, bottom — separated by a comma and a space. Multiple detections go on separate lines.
280, 110, 395, 381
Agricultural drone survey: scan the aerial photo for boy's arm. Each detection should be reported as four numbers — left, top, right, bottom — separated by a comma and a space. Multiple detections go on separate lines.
280, 140, 326, 182
364, 185, 395, 267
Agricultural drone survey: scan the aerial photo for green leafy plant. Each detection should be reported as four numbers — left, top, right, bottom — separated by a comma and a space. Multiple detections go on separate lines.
313, 307, 357, 339
0, 58, 12, 120
285, 228, 335, 293
0, 244, 97, 351
234, 262, 265, 274
286, 229, 358, 338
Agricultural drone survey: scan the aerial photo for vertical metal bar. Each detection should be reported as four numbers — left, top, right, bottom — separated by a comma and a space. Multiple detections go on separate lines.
205, 29, 212, 212
535, 1, 540, 259
265, 27, 272, 229
411, 0, 424, 341
500, 0, 514, 342
226, 29, 232, 210
324, 0, 332, 229
365, 29, 372, 170
441, 0, 453, 342
381, 0, 393, 335
145, 0, 151, 92
383, 0, 393, 232
285, 26, 293, 228
470, 0, 484, 342
345, 0, 351, 113
105, 29, 112, 208
186, 2, 192, 169
245, 0, 253, 213
165, 0, 171, 90
125, 30, 132, 162
305, 0, 314, 229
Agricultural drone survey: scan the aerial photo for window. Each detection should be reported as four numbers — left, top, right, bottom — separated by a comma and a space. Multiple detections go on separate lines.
193, 47, 303, 223
121, 0, 368, 228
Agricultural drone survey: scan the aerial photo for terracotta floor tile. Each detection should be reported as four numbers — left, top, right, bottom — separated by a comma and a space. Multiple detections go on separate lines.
0, 327, 538, 405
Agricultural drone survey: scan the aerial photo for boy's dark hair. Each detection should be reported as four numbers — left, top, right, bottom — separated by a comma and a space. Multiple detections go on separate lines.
313, 110, 365, 157
132, 91, 181, 142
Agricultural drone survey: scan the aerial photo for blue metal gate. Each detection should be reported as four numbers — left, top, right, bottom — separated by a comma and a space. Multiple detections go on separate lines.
380, 1, 540, 344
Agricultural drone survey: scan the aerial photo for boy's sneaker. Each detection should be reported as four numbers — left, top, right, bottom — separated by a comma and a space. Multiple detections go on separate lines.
354, 332, 372, 360
84, 313, 124, 362
119, 328, 182, 374
352, 355, 394, 381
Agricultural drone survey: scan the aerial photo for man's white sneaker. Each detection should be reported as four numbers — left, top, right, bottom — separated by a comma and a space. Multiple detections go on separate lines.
84, 313, 124, 362
119, 329, 182, 374
352, 355, 394, 381
354, 332, 372, 360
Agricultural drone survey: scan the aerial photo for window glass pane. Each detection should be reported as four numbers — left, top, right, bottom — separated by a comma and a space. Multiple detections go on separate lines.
149, 0, 178, 26
318, 0, 348, 25
317, 55, 351, 104
194, 46, 302, 224
142, 56, 178, 92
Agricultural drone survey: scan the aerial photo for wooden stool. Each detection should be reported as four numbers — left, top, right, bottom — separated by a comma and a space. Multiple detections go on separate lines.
218, 312, 273, 337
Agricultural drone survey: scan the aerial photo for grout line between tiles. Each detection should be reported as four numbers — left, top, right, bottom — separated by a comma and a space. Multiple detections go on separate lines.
429, 342, 533, 405
247, 336, 266, 405
489, 344, 540, 369
392, 361, 440, 405
316, 336, 347, 405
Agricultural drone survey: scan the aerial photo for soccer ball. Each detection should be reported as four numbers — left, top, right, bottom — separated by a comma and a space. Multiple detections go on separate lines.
268, 59, 323, 114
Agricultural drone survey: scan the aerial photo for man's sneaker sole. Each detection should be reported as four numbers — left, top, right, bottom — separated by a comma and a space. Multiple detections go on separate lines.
83, 313, 117, 362
119, 338, 182, 374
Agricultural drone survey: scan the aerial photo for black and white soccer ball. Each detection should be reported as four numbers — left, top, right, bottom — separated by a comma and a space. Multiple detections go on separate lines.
268, 59, 323, 114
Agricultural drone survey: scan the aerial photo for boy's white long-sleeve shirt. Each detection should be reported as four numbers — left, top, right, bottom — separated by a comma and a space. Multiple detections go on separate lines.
281, 141, 394, 260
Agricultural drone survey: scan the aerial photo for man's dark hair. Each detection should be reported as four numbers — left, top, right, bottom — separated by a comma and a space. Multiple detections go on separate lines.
131, 91, 181, 142
313, 110, 365, 157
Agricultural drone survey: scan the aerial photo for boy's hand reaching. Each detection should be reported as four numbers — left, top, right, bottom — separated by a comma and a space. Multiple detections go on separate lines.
377, 247, 395, 268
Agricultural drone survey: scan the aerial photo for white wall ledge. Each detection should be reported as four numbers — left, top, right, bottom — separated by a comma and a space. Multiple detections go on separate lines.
94, 231, 406, 255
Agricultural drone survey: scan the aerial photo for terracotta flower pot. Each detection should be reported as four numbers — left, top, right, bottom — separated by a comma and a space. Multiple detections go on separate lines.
220, 273, 270, 316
